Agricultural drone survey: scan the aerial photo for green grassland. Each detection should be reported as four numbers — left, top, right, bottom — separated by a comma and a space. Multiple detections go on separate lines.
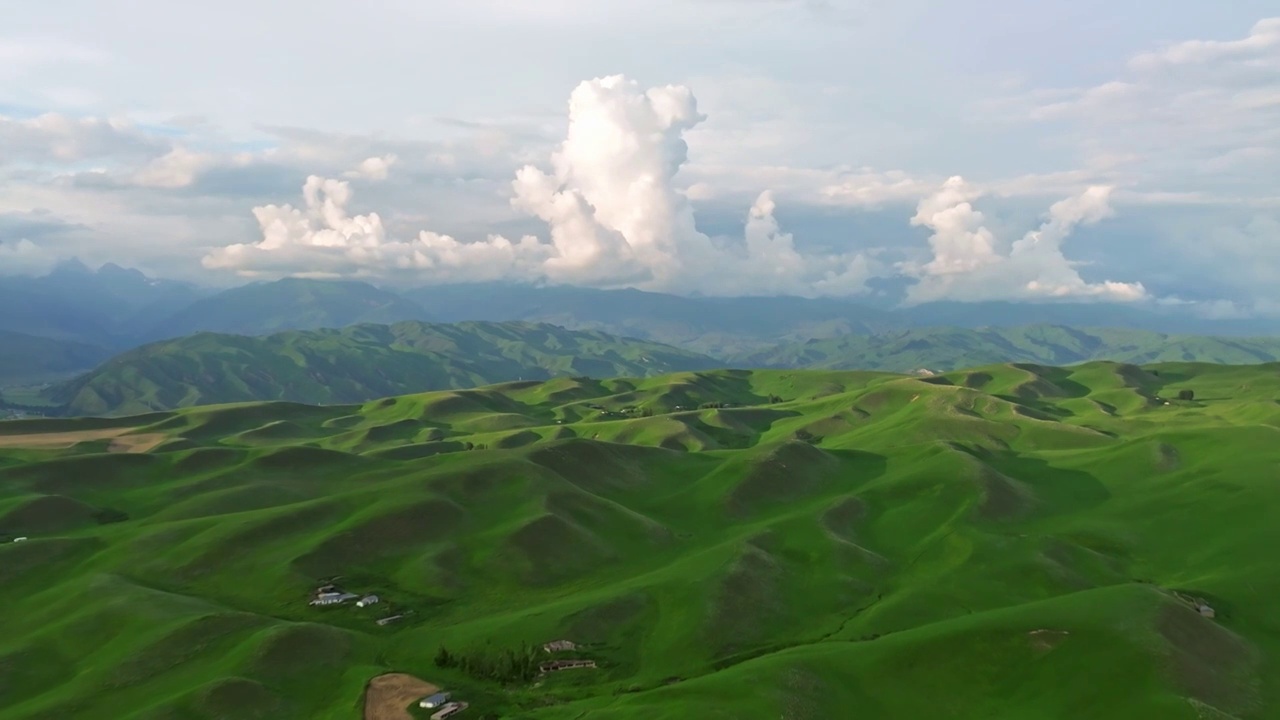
2, 362, 1279, 719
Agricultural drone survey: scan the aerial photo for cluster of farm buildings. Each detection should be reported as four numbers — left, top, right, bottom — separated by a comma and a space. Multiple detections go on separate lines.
308, 581, 406, 625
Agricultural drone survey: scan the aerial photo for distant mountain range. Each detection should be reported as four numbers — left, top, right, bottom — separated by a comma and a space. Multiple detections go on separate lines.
40, 321, 720, 417
9, 319, 1280, 417
7, 263, 1280, 359
735, 325, 1280, 372
7, 263, 1280, 416
143, 277, 430, 340
0, 259, 209, 347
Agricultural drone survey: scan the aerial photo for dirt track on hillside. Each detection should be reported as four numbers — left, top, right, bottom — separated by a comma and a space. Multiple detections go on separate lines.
364, 673, 439, 720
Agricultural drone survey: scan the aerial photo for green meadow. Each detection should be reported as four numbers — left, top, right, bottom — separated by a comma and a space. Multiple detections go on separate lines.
1, 361, 1278, 719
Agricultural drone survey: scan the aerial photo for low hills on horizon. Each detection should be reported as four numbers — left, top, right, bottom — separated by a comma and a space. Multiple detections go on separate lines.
6, 262, 1280, 352
39, 321, 721, 417
8, 318, 1280, 417
7, 265, 1280, 417
1, 361, 1277, 718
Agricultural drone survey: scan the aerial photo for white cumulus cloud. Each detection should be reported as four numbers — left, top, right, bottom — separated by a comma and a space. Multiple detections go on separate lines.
344, 154, 398, 181
0, 112, 167, 166
903, 177, 1146, 304
204, 75, 873, 296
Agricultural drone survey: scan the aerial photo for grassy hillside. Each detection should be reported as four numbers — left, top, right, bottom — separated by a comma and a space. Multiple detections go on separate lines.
46, 321, 722, 416
144, 278, 429, 340
738, 324, 1280, 372
0, 331, 111, 386
1, 362, 1278, 719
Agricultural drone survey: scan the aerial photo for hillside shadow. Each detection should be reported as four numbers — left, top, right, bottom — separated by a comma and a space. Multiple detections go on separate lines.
957, 447, 1111, 518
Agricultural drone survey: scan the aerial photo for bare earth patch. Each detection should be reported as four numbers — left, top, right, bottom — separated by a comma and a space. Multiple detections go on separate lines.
0, 428, 134, 449
108, 433, 168, 453
0, 428, 167, 453
1028, 628, 1070, 654
364, 673, 439, 720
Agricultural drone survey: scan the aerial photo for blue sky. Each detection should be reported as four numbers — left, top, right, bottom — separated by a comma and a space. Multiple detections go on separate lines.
0, 1, 1276, 313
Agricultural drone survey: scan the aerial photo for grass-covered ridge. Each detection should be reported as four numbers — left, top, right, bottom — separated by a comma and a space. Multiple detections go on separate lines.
39, 321, 721, 417
734, 324, 1280, 372
1, 362, 1279, 719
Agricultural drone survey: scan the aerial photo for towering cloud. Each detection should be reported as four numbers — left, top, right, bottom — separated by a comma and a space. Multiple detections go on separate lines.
904, 178, 1146, 304
204, 75, 872, 296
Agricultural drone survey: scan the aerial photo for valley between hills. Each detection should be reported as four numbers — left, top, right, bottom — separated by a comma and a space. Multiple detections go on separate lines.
2, 362, 1279, 719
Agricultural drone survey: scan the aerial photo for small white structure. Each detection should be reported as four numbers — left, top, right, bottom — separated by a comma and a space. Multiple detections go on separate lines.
356, 595, 379, 608
12, 537, 28, 543
310, 592, 358, 606
419, 692, 451, 709
1197, 603, 1216, 619
543, 639, 577, 653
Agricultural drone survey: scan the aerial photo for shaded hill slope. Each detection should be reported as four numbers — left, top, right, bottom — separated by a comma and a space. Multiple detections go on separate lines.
1, 362, 1278, 718
46, 321, 722, 416
0, 331, 111, 386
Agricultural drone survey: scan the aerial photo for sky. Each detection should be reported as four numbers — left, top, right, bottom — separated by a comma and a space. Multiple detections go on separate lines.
0, 0, 1277, 313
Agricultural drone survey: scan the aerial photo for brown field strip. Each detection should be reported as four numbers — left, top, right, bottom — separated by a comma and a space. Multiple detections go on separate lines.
0, 428, 166, 453
108, 433, 168, 453
364, 673, 439, 720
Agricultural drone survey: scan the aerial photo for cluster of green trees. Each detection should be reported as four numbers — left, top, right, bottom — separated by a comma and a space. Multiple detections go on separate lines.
434, 643, 544, 684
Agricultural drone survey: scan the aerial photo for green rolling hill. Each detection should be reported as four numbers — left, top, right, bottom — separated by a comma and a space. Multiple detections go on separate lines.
1, 362, 1278, 718
736, 324, 1280, 372
44, 321, 722, 417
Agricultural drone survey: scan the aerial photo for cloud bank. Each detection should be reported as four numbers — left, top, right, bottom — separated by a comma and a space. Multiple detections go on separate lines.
204, 75, 874, 296
903, 177, 1146, 304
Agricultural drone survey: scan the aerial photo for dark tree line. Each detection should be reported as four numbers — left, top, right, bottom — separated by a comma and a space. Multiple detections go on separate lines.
434, 643, 543, 683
